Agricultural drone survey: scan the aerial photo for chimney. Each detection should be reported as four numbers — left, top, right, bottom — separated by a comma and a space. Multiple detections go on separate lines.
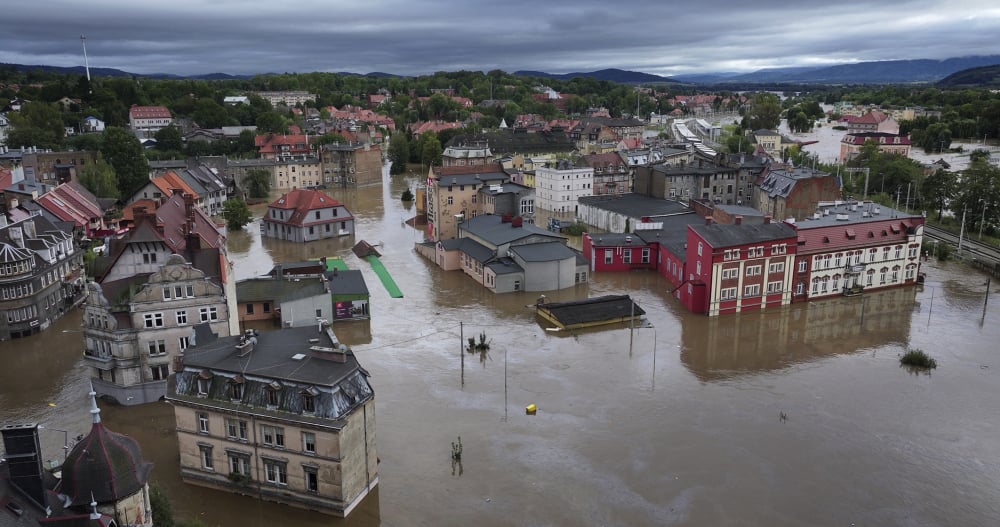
705, 216, 713, 225
1, 424, 47, 508
764, 215, 772, 224
512, 216, 523, 228
734, 215, 742, 225
235, 330, 257, 357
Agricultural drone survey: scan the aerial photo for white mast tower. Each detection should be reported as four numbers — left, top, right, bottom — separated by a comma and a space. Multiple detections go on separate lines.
80, 35, 92, 93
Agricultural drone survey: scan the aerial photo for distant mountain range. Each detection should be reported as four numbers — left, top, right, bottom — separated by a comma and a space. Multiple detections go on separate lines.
4, 55, 1000, 86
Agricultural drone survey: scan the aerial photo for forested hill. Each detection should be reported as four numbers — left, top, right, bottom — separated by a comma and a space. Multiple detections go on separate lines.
937, 64, 1000, 87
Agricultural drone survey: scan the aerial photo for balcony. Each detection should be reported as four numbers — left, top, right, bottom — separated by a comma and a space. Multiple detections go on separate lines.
845, 263, 866, 275
82, 349, 115, 371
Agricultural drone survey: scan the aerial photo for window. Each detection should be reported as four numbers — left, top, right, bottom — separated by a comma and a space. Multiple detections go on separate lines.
697, 242, 703, 256
229, 379, 245, 401
302, 393, 316, 413
514, 280, 521, 291
604, 250, 612, 265
229, 454, 250, 476
744, 284, 760, 297
226, 419, 248, 441
187, 285, 194, 298
163, 287, 172, 300
143, 253, 158, 264
197, 377, 210, 396
151, 364, 169, 380
895, 246, 902, 259
447, 196, 454, 205
262, 425, 286, 448
200, 307, 219, 322
245, 304, 254, 315
766, 281, 782, 294
200, 445, 214, 470
143, 313, 164, 328
266, 384, 280, 407
147, 339, 166, 356
198, 413, 209, 434
304, 466, 319, 493
798, 260, 807, 273
315, 211, 321, 220
176, 310, 188, 325
179, 336, 190, 351
768, 262, 784, 274
263, 302, 271, 314
795, 282, 804, 295
624, 250, 632, 264
264, 461, 287, 485
641, 248, 650, 263
746, 265, 762, 277
720, 287, 737, 301
302, 432, 316, 454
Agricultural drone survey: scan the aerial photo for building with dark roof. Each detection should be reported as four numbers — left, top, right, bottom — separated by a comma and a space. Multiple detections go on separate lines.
753, 166, 840, 222
318, 142, 383, 187
236, 277, 332, 327
0, 386, 154, 527
166, 325, 377, 517
0, 212, 85, 340
262, 188, 355, 242
420, 213, 587, 293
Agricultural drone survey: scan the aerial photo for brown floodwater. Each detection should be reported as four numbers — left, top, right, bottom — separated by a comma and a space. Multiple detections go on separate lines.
2, 166, 999, 526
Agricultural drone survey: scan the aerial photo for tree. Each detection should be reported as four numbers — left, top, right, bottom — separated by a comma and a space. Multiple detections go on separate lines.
420, 132, 442, 169
744, 92, 782, 131
222, 199, 253, 231
154, 125, 184, 152
77, 154, 120, 199
311, 133, 349, 146
243, 169, 271, 199
6, 101, 65, 149
921, 169, 957, 220
255, 111, 288, 133
388, 132, 410, 175
100, 127, 150, 199
192, 98, 230, 128
150, 485, 175, 527
921, 122, 952, 153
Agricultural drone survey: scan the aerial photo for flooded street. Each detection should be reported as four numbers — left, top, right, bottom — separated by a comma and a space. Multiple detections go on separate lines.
3, 167, 1000, 526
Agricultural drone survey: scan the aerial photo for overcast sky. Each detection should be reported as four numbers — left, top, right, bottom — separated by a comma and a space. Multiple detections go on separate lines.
2, 1, 999, 77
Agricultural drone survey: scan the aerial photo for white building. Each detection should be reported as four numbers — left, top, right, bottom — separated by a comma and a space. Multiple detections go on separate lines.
534, 159, 594, 213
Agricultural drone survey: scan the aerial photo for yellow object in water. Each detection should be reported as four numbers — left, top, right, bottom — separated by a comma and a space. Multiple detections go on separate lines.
525, 404, 537, 415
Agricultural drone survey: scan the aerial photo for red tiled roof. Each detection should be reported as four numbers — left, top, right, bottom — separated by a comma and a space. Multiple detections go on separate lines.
267, 188, 353, 227
129, 105, 172, 119
151, 171, 199, 198
33, 182, 103, 230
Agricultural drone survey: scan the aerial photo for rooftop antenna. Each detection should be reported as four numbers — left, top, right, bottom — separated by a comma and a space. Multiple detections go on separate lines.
80, 35, 92, 93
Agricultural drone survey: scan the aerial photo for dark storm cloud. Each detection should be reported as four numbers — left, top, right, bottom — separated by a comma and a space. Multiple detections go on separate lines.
2, 1, 997, 76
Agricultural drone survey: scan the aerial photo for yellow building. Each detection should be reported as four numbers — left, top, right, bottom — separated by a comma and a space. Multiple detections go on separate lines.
166, 326, 377, 517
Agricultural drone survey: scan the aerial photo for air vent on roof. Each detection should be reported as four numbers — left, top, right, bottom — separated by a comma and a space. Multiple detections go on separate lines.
292, 353, 306, 360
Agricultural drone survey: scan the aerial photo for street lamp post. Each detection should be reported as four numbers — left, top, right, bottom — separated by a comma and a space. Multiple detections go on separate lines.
979, 201, 988, 240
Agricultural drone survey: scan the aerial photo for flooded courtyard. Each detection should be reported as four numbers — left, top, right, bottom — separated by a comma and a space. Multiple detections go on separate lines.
2, 169, 999, 526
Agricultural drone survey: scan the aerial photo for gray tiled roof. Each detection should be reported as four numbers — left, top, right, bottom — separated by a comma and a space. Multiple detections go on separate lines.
691, 222, 797, 248
170, 326, 372, 421
236, 277, 327, 303
460, 214, 564, 247
578, 193, 689, 217
510, 241, 576, 262
486, 258, 523, 275
459, 238, 495, 263
325, 269, 369, 296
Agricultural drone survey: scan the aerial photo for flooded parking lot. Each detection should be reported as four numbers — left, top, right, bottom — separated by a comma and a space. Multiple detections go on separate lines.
2, 169, 999, 526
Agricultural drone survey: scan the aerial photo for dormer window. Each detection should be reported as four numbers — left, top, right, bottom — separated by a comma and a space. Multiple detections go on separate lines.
229, 375, 245, 401
301, 387, 319, 413
197, 370, 213, 396
265, 381, 281, 408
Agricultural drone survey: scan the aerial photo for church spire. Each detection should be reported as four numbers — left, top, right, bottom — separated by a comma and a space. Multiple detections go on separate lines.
88, 382, 101, 424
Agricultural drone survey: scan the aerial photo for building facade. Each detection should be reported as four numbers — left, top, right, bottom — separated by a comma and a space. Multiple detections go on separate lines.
0, 213, 85, 340
534, 159, 594, 213
83, 254, 232, 405
262, 188, 355, 242
129, 105, 173, 132
166, 326, 377, 517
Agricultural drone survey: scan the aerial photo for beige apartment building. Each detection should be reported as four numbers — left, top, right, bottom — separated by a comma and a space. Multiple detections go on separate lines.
166, 325, 378, 517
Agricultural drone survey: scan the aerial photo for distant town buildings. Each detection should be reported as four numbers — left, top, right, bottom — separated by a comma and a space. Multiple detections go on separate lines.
128, 105, 173, 133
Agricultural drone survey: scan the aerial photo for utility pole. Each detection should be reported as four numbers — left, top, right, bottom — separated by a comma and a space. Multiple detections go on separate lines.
460, 321, 464, 387
979, 201, 988, 240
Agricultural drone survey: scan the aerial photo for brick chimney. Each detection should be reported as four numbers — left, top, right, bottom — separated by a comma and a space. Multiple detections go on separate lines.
734, 215, 743, 225
705, 216, 713, 225
764, 215, 772, 224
